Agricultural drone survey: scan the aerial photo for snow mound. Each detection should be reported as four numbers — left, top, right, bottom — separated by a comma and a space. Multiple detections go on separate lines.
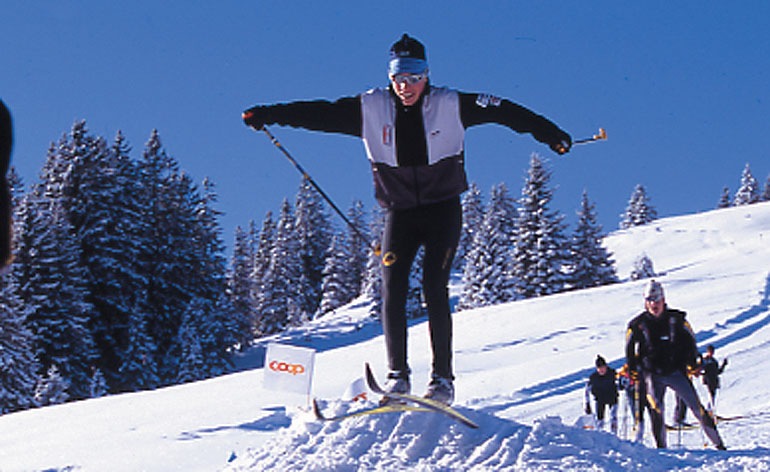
223, 402, 767, 471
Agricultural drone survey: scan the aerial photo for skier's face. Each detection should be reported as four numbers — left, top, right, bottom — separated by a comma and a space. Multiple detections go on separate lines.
390, 72, 427, 106
645, 297, 665, 317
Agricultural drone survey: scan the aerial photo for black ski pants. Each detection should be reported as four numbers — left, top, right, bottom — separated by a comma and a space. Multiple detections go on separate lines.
380, 197, 461, 381
644, 370, 724, 449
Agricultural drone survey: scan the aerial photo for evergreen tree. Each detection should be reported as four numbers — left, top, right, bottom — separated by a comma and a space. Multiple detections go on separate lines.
343, 200, 369, 302
119, 307, 159, 391
0, 272, 38, 413
252, 212, 275, 337
512, 154, 569, 299
405, 248, 426, 319
257, 199, 302, 334
228, 224, 257, 348
0, 170, 37, 414
78, 130, 147, 392
459, 183, 517, 310
176, 307, 207, 384
294, 179, 333, 318
620, 184, 657, 229
89, 368, 108, 398
734, 163, 760, 206
135, 130, 234, 385
187, 178, 240, 374
763, 175, 770, 202
34, 365, 70, 407
630, 253, 656, 281
15, 195, 97, 400
318, 233, 351, 315
567, 191, 618, 290
455, 183, 483, 272
135, 129, 191, 385
717, 187, 731, 209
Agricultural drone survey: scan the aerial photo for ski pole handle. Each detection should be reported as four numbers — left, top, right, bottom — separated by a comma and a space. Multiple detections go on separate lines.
573, 128, 607, 145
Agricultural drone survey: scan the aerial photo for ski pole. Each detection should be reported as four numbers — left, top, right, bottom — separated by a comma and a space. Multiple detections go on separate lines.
573, 128, 607, 145
254, 125, 378, 253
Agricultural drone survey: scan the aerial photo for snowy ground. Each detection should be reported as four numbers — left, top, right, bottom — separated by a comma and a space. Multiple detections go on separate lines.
1, 202, 769, 471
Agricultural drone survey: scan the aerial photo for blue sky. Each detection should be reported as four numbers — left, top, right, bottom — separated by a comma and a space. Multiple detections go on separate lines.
2, 1, 768, 252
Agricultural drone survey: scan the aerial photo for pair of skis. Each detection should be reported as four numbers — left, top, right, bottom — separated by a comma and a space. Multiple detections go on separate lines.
312, 363, 479, 429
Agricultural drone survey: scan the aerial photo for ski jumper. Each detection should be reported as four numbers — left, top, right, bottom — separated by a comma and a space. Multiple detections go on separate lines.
626, 307, 724, 449
244, 84, 569, 381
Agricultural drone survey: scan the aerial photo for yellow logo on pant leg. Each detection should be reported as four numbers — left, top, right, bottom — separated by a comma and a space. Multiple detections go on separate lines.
382, 251, 397, 267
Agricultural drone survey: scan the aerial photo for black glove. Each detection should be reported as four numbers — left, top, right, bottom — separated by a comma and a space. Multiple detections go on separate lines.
242, 106, 268, 129
585, 403, 591, 415
549, 130, 572, 155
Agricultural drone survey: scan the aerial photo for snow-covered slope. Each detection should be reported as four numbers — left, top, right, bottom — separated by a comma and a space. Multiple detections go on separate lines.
1, 202, 769, 471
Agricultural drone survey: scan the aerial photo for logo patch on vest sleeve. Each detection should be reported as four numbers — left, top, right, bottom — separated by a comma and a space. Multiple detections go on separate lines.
475, 94, 502, 108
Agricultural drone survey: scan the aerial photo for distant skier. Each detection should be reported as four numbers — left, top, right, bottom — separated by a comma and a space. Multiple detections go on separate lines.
701, 344, 727, 413
625, 280, 726, 450
242, 33, 572, 405
0, 99, 13, 271
584, 355, 618, 433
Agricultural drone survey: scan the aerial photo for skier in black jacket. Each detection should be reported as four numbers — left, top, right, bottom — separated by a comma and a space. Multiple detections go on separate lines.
701, 344, 727, 412
0, 99, 13, 271
243, 34, 571, 405
584, 355, 619, 433
625, 280, 726, 449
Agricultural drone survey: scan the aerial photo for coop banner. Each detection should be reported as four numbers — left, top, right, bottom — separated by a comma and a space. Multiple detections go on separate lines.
263, 343, 315, 396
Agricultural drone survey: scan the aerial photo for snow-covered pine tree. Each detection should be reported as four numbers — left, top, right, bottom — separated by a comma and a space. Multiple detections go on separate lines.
257, 199, 302, 334
630, 253, 656, 280
344, 200, 369, 303
34, 365, 70, 407
135, 130, 234, 386
119, 307, 159, 391
175, 306, 207, 384
89, 367, 108, 398
136, 129, 193, 386
512, 154, 569, 299
14, 194, 98, 400
567, 190, 618, 290
620, 184, 657, 229
294, 179, 333, 318
454, 182, 483, 272
228, 224, 258, 348
406, 248, 426, 319
318, 233, 351, 316
0, 171, 38, 414
0, 271, 38, 414
459, 183, 517, 310
189, 178, 241, 374
733, 163, 760, 206
251, 212, 275, 337
65, 129, 148, 393
717, 187, 731, 209
198, 295, 241, 377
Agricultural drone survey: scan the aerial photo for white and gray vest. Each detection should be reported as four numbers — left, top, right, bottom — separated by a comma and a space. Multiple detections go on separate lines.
360, 87, 469, 209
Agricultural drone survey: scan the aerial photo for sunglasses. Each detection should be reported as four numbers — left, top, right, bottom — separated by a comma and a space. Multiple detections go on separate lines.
391, 73, 427, 85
